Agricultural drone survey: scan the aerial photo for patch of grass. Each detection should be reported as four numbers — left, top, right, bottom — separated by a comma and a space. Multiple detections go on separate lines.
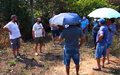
0, 57, 2, 61
6, 68, 11, 73
44, 61, 51, 70
8, 61, 16, 67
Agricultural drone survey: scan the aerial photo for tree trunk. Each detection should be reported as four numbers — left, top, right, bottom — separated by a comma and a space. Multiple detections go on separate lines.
30, 0, 34, 26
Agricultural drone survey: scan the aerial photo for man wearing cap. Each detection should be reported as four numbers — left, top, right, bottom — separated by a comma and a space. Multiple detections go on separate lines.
3, 15, 21, 59
93, 18, 108, 71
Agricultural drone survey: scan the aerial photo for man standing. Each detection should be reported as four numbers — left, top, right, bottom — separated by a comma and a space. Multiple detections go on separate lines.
49, 14, 59, 47
3, 15, 21, 59
92, 19, 100, 49
32, 18, 45, 56
59, 25, 84, 75
80, 16, 89, 44
93, 18, 108, 71
106, 18, 116, 64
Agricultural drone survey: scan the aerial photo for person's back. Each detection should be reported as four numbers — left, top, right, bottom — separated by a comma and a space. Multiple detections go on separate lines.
59, 25, 84, 75
62, 26, 83, 49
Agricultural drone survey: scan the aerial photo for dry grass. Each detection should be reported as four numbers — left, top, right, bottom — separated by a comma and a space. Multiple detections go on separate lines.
0, 29, 10, 49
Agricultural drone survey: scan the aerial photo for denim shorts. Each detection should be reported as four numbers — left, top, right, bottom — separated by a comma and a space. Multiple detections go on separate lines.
10, 38, 20, 50
107, 43, 111, 48
92, 32, 97, 42
51, 30, 59, 37
63, 48, 80, 66
95, 43, 107, 58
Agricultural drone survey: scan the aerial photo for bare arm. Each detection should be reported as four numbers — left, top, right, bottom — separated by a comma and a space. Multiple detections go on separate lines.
3, 27, 12, 35
98, 34, 103, 42
32, 31, 35, 40
42, 28, 45, 37
79, 36, 85, 48
59, 36, 63, 43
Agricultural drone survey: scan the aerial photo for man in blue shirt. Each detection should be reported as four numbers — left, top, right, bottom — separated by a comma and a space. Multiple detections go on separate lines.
93, 18, 108, 71
81, 16, 89, 44
92, 19, 100, 49
59, 25, 84, 75
106, 19, 116, 64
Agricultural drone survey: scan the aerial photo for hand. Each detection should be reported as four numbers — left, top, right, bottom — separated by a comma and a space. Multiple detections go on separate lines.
43, 35, 45, 37
99, 39, 102, 42
9, 31, 12, 35
33, 37, 35, 40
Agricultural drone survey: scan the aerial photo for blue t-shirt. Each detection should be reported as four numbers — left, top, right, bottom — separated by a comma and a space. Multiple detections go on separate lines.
96, 25, 108, 43
92, 21, 100, 33
49, 17, 58, 30
107, 24, 116, 44
60, 26, 83, 49
81, 19, 89, 29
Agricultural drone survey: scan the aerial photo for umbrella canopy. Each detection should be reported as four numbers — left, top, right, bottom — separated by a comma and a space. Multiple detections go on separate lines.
50, 13, 81, 26
88, 7, 120, 18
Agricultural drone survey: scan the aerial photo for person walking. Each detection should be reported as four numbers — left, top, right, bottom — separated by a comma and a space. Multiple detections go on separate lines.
59, 25, 84, 75
32, 18, 45, 56
3, 15, 21, 59
93, 18, 108, 71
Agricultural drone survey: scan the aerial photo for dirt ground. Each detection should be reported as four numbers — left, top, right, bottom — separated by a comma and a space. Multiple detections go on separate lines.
0, 41, 120, 75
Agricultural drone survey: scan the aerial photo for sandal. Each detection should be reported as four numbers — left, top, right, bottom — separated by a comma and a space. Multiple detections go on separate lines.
92, 67, 101, 71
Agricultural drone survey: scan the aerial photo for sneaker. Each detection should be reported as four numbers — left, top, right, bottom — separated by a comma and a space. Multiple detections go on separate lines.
14, 56, 17, 59
52, 44, 56, 47
35, 53, 39, 56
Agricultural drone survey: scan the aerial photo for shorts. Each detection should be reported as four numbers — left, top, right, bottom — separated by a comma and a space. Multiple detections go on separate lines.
63, 48, 80, 66
51, 30, 59, 37
95, 43, 107, 58
35, 37, 44, 44
92, 32, 97, 42
107, 43, 111, 48
83, 28, 88, 37
10, 38, 20, 50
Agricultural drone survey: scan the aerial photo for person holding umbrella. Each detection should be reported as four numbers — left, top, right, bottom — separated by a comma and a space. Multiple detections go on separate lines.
106, 18, 116, 64
93, 18, 108, 71
59, 25, 84, 75
50, 13, 84, 75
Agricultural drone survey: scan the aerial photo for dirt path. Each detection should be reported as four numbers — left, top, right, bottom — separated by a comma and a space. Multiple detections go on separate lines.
46, 47, 120, 75
0, 42, 120, 75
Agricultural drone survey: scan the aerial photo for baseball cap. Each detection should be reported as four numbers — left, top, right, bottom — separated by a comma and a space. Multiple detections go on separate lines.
11, 15, 17, 20
99, 18, 105, 23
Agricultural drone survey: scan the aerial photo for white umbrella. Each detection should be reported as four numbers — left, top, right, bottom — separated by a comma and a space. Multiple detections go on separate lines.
88, 7, 120, 18
49, 13, 81, 26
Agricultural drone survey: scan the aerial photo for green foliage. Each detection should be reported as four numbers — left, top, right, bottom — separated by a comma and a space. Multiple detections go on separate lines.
0, 0, 32, 41
8, 61, 16, 67
63, 0, 119, 16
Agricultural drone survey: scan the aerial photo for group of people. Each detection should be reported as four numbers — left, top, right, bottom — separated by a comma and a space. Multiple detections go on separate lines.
3, 14, 117, 75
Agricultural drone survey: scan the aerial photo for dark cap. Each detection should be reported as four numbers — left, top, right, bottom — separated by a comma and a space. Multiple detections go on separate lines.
11, 15, 17, 20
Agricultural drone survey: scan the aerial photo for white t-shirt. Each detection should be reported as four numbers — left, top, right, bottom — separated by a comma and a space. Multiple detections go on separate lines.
32, 23, 43, 37
4, 22, 21, 39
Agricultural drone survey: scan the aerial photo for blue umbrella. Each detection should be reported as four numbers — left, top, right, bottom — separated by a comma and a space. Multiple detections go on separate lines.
50, 13, 81, 26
